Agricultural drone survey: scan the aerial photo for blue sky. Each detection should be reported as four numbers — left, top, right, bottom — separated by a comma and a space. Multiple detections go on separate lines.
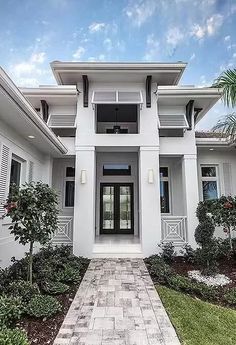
0, 0, 235, 129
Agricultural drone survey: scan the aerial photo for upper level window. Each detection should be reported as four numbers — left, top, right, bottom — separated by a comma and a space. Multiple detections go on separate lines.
103, 164, 131, 176
201, 166, 219, 200
160, 167, 170, 213
65, 166, 75, 207
10, 158, 21, 187
96, 104, 139, 134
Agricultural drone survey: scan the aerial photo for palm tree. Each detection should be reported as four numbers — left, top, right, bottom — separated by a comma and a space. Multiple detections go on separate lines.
212, 68, 236, 141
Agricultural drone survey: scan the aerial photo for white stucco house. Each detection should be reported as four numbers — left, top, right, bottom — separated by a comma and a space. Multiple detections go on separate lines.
0, 61, 234, 266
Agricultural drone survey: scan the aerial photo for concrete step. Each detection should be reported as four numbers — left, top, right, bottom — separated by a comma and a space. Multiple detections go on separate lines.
92, 243, 143, 258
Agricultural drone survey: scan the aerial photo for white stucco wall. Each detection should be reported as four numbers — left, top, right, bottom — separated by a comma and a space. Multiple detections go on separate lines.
0, 120, 53, 268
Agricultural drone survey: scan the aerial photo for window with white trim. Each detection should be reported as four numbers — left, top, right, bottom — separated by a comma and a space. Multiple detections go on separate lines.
160, 167, 170, 213
201, 165, 219, 200
10, 157, 22, 187
64, 167, 75, 207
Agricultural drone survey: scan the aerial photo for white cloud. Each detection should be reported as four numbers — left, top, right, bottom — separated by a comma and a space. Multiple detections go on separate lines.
191, 14, 224, 40
206, 14, 223, 36
191, 24, 206, 39
190, 53, 196, 61
125, 0, 158, 27
88, 22, 106, 33
233, 53, 236, 59
224, 35, 230, 41
9, 52, 50, 87
31, 52, 46, 64
143, 34, 159, 61
72, 46, 86, 60
103, 38, 113, 51
166, 27, 184, 46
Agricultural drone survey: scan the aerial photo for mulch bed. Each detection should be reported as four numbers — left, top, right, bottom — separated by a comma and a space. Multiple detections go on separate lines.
171, 256, 236, 289
17, 263, 89, 345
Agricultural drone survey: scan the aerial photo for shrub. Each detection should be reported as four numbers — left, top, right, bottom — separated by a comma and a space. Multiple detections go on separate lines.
168, 274, 219, 301
159, 242, 176, 263
0, 327, 29, 345
195, 201, 218, 275
216, 238, 232, 260
181, 244, 196, 264
27, 295, 61, 318
0, 295, 23, 326
41, 281, 69, 295
56, 264, 81, 283
224, 288, 236, 305
148, 256, 174, 284
7, 280, 40, 303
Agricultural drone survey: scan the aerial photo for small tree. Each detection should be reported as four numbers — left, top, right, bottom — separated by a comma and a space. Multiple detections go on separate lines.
209, 196, 236, 250
4, 182, 59, 284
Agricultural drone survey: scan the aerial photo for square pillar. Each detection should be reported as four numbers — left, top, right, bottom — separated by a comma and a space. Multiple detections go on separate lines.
73, 146, 95, 258
182, 154, 199, 247
139, 146, 161, 256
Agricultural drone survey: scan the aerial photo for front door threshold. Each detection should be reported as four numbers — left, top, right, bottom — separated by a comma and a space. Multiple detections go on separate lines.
92, 243, 143, 258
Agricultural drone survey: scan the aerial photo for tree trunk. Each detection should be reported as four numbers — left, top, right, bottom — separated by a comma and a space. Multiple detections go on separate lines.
228, 228, 233, 250
28, 241, 34, 285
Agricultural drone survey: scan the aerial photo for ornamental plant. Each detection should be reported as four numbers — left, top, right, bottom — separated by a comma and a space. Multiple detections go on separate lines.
4, 182, 59, 284
209, 196, 236, 250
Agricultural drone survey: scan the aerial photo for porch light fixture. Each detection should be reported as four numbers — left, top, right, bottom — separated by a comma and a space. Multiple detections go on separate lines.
80, 169, 87, 184
28, 135, 35, 139
209, 148, 214, 151
148, 169, 154, 184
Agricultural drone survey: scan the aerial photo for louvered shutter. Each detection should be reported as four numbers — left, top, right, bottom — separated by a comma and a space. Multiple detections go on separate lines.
223, 163, 233, 196
28, 161, 34, 183
47, 114, 76, 127
92, 91, 143, 104
0, 144, 10, 215
159, 115, 188, 128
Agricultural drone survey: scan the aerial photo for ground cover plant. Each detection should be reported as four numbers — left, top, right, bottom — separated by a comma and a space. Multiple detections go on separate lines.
0, 245, 90, 345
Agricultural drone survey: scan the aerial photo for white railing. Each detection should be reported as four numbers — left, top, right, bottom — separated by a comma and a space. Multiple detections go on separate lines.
161, 216, 187, 245
51, 216, 73, 245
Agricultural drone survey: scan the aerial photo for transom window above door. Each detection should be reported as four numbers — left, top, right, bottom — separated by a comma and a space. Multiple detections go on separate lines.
103, 164, 131, 176
201, 165, 219, 200
92, 90, 143, 104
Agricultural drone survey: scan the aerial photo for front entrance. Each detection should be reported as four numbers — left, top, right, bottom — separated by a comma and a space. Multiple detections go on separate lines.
100, 183, 134, 234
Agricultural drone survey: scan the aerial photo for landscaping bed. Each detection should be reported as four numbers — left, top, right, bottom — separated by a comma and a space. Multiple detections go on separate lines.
0, 245, 90, 345
145, 244, 236, 309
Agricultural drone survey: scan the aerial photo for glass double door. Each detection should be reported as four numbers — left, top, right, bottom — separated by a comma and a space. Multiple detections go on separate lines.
100, 183, 134, 234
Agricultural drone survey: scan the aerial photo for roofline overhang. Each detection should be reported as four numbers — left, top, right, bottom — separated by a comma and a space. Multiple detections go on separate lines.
20, 86, 78, 98
0, 67, 68, 155
196, 137, 230, 148
157, 86, 222, 122
50, 61, 187, 85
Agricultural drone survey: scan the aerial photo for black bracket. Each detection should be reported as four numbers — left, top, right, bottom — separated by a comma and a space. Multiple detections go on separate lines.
41, 100, 49, 123
186, 100, 194, 130
146, 75, 152, 108
82, 75, 89, 107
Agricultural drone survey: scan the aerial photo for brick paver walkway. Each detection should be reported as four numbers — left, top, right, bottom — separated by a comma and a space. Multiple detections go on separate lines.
54, 259, 180, 345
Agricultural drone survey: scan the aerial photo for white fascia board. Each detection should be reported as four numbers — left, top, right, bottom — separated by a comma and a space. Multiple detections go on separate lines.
50, 61, 187, 85
157, 86, 222, 97
0, 67, 68, 154
20, 86, 77, 97
196, 137, 229, 147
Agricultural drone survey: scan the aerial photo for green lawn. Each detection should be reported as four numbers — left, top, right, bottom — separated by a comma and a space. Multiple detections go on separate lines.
156, 285, 236, 345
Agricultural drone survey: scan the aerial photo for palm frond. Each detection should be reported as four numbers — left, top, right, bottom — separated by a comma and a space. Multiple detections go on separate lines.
212, 112, 236, 142
213, 69, 236, 108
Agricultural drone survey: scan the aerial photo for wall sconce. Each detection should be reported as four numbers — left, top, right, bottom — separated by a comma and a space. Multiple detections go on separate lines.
148, 169, 154, 184
80, 169, 87, 184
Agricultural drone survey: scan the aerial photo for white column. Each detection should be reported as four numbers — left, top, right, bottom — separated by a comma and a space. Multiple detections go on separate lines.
182, 154, 199, 247
73, 146, 96, 258
139, 146, 161, 256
